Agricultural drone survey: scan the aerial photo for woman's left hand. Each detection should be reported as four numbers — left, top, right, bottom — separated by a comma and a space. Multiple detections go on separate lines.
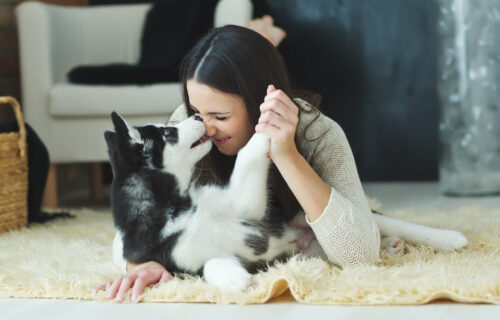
255, 85, 299, 161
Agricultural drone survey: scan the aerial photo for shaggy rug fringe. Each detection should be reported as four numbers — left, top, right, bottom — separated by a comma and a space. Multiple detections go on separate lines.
0, 204, 499, 305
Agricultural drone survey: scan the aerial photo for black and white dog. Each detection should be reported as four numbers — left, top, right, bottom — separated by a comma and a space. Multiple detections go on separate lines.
105, 112, 468, 291
105, 112, 304, 291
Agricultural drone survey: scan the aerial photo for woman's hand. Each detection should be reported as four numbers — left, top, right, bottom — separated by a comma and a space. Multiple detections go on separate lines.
246, 15, 287, 47
255, 85, 300, 162
96, 261, 172, 303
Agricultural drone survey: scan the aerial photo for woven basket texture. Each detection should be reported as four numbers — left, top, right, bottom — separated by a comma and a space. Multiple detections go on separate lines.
0, 96, 28, 233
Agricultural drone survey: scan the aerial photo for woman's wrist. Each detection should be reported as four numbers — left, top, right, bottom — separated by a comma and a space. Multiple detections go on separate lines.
271, 145, 301, 168
126, 262, 137, 272
126, 261, 166, 273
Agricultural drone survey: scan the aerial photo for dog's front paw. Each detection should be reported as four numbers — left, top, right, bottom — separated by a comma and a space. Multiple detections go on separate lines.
432, 230, 469, 251
203, 258, 252, 292
240, 133, 270, 158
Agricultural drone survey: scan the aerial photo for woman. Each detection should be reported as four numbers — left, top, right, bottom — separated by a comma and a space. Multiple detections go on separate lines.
101, 19, 380, 303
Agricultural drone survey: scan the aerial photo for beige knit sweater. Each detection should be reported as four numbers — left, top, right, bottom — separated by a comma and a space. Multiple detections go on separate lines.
165, 98, 381, 268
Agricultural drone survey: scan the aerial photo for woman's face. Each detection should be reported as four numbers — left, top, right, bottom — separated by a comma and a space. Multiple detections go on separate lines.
186, 79, 254, 156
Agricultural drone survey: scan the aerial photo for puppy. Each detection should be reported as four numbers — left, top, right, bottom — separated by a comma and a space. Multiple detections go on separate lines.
105, 112, 298, 291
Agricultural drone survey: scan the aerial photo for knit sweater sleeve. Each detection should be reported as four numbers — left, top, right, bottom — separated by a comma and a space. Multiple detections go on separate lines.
303, 116, 380, 268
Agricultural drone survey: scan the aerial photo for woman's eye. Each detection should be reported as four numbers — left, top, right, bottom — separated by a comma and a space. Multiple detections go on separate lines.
216, 116, 228, 121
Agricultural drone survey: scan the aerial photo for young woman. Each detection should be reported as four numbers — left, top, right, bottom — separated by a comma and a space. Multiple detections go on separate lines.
101, 20, 380, 303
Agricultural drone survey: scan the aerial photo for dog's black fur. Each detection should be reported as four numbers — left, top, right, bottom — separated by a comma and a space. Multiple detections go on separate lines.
105, 114, 194, 274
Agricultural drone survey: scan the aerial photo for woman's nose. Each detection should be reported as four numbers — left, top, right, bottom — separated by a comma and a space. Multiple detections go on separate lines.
204, 121, 216, 137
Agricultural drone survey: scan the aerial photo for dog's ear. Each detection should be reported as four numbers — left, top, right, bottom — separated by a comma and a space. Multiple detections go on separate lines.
111, 111, 142, 146
104, 130, 117, 175
104, 130, 116, 155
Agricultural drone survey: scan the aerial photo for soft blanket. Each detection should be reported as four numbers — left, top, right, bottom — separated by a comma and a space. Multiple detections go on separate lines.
0, 204, 498, 304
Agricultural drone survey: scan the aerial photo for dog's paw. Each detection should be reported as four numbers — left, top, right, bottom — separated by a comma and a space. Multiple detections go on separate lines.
431, 230, 469, 251
241, 133, 270, 158
381, 236, 406, 255
203, 258, 252, 292
215, 268, 252, 292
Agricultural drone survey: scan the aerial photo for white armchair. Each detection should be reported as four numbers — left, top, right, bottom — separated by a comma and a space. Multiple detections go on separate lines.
16, 0, 252, 207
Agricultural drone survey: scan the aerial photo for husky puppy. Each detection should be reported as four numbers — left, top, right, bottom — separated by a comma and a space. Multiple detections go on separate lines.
105, 112, 468, 291
105, 112, 300, 291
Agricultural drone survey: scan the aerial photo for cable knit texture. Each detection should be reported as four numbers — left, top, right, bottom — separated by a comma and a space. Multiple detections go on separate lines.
166, 98, 381, 268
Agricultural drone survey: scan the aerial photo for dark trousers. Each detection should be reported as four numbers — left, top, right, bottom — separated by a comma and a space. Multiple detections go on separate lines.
0, 122, 71, 223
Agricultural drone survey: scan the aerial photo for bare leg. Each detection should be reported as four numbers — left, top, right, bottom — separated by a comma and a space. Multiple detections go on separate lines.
374, 214, 468, 251
246, 15, 287, 47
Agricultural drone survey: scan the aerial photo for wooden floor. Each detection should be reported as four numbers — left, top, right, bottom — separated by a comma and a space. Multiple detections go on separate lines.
1, 182, 500, 320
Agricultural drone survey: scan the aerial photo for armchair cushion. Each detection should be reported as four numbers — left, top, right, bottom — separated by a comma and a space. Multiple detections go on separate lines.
68, 0, 219, 85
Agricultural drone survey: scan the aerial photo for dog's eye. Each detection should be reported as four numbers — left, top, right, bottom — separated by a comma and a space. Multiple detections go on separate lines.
162, 127, 178, 143
162, 128, 172, 136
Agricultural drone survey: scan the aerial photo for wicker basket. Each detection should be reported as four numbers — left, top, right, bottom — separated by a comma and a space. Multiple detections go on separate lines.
0, 96, 28, 233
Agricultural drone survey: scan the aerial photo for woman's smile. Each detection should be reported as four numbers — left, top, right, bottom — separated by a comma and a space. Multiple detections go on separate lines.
213, 137, 231, 145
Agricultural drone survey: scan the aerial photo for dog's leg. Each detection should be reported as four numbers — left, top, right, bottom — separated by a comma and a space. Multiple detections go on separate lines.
228, 133, 270, 220
373, 214, 468, 251
203, 257, 252, 292
112, 231, 128, 273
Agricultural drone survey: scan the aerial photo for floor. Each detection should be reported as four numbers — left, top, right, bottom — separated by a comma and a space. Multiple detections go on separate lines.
1, 181, 499, 320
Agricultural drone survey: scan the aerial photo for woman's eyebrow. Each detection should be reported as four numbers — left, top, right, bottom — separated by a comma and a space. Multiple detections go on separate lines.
190, 104, 231, 115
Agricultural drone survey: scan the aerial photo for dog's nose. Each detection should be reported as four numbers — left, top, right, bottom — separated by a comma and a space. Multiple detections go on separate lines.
194, 115, 203, 121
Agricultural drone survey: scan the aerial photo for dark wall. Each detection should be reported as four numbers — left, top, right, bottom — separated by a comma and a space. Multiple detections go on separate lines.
253, 0, 440, 181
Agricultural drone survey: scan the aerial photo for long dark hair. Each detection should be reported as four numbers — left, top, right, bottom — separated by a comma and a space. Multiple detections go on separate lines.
179, 25, 318, 221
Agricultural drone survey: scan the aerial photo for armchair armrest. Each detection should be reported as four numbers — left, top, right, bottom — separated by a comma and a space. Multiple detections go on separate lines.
16, 1, 53, 128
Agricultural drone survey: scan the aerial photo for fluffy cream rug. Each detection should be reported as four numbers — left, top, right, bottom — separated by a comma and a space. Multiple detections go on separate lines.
0, 204, 499, 305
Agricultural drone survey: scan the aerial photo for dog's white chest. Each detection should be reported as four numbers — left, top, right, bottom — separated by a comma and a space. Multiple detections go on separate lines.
168, 187, 258, 272
171, 209, 257, 272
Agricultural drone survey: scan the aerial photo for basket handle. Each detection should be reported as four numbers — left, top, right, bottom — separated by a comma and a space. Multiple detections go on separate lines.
0, 96, 27, 159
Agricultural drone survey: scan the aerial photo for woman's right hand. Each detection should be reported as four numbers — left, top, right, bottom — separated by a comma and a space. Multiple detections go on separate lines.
97, 261, 173, 302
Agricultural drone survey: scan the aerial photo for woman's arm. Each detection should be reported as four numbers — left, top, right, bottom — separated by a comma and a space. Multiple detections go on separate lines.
256, 85, 329, 221
272, 149, 331, 222
256, 86, 380, 267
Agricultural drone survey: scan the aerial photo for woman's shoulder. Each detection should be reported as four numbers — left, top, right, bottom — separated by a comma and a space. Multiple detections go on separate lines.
293, 98, 354, 169
293, 98, 345, 142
